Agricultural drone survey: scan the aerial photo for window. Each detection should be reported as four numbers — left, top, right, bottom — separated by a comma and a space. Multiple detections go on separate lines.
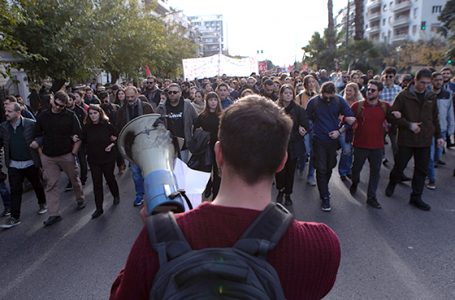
383, 4, 387, 11
432, 6, 442, 14
412, 25, 417, 35
413, 8, 418, 18
383, 18, 386, 25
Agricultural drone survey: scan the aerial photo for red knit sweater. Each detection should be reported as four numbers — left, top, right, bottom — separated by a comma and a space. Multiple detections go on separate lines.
110, 203, 341, 300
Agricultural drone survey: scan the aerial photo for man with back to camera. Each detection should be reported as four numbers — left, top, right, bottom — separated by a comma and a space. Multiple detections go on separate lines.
110, 95, 341, 300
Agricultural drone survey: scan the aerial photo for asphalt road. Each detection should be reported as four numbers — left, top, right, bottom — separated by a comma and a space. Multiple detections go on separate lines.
1, 147, 454, 300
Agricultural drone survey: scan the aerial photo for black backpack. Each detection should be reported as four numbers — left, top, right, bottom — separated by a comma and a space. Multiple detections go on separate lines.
146, 203, 293, 300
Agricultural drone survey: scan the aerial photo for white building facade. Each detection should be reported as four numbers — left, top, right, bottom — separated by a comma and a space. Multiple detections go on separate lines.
364, 0, 447, 43
187, 15, 225, 57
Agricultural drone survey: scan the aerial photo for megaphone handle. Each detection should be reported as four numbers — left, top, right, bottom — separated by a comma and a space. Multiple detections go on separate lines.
170, 189, 193, 210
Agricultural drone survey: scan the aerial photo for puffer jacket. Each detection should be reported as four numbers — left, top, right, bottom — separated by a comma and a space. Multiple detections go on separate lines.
392, 84, 441, 148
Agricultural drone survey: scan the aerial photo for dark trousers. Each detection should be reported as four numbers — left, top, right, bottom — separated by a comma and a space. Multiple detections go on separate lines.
8, 166, 46, 219
275, 156, 298, 194
78, 145, 88, 183
312, 139, 339, 198
351, 147, 383, 199
389, 146, 430, 200
90, 161, 119, 210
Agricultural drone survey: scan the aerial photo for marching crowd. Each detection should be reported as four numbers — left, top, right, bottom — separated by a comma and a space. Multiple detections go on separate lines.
0, 65, 454, 229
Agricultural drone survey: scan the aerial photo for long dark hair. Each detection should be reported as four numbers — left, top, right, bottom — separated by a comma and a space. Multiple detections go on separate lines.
200, 91, 222, 117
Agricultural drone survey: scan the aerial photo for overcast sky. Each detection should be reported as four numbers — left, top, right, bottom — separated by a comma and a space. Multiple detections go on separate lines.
168, 0, 345, 66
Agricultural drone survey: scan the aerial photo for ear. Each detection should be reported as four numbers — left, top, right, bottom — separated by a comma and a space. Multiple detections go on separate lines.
214, 141, 223, 169
275, 152, 288, 173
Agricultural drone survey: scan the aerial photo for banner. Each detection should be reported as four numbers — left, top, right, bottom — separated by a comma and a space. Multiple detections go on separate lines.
183, 54, 258, 79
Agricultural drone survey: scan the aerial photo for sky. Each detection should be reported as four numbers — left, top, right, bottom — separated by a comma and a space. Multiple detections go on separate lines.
168, 0, 345, 66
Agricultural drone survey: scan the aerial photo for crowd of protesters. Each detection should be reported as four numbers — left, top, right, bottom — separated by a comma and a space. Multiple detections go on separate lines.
0, 64, 454, 228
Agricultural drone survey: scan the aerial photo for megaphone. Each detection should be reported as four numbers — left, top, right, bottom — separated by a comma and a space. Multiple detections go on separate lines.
117, 114, 188, 215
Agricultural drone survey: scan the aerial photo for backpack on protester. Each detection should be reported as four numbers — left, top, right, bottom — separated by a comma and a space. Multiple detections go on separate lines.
146, 203, 293, 300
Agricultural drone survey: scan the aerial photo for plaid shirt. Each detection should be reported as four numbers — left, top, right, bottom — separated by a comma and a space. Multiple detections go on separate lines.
380, 84, 402, 103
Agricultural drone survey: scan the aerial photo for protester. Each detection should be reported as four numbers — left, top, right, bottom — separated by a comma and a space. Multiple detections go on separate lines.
80, 105, 120, 218
275, 84, 309, 206
385, 68, 444, 211
191, 90, 205, 114
110, 95, 341, 300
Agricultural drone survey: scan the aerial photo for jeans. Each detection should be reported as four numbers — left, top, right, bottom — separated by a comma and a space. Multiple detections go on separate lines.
427, 138, 436, 182
312, 139, 339, 199
389, 146, 430, 200
0, 181, 11, 211
129, 162, 144, 198
351, 148, 383, 199
304, 134, 315, 178
338, 131, 352, 176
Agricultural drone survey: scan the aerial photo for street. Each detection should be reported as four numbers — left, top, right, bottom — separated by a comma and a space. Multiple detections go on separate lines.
1, 147, 455, 300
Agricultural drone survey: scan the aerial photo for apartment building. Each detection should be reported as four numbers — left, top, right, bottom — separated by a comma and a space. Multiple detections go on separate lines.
187, 15, 225, 57
364, 0, 447, 43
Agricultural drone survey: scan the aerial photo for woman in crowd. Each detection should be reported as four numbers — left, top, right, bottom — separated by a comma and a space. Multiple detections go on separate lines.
275, 84, 309, 206
74, 91, 89, 112
191, 90, 205, 114
240, 88, 254, 97
338, 82, 363, 180
81, 105, 120, 218
295, 75, 319, 185
115, 88, 126, 107
193, 92, 222, 199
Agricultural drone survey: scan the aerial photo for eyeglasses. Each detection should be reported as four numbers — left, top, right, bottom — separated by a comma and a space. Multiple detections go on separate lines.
168, 91, 180, 95
147, 81, 154, 84
54, 102, 66, 108
368, 88, 378, 92
386, 75, 394, 79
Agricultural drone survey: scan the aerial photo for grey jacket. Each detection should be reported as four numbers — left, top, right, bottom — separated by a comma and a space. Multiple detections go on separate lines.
0, 117, 41, 168
157, 98, 198, 146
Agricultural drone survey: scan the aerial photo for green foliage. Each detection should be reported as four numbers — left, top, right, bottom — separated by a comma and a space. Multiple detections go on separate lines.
2, 0, 197, 82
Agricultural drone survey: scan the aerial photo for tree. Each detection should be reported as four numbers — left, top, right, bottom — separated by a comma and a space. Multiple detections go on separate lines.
439, 0, 455, 59
302, 30, 338, 70
327, 0, 336, 50
354, 0, 364, 40
338, 39, 380, 72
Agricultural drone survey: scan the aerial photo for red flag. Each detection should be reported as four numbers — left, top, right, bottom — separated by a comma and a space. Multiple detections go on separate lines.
145, 65, 151, 77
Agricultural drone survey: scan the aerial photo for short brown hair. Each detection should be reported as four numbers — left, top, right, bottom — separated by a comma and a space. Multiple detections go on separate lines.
320, 81, 336, 94
218, 95, 292, 184
54, 91, 69, 104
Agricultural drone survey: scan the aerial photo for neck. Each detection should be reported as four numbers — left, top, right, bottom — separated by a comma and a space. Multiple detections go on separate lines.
282, 100, 291, 107
51, 107, 61, 113
415, 87, 425, 93
432, 86, 441, 94
209, 108, 216, 113
9, 116, 19, 124
212, 169, 272, 211
93, 120, 99, 124
385, 82, 394, 88
169, 98, 180, 107
367, 97, 379, 105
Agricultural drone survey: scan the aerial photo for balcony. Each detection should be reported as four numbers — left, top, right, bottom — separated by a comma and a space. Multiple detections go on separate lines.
368, 11, 381, 21
394, 0, 412, 13
393, 16, 410, 27
367, 0, 381, 9
393, 33, 409, 42
368, 25, 381, 33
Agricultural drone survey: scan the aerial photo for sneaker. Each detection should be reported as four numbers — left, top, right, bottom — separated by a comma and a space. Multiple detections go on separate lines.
276, 190, 284, 204
367, 197, 382, 209
0, 217, 21, 229
409, 199, 431, 211
134, 196, 144, 207
321, 197, 331, 212
76, 201, 86, 210
65, 182, 73, 192
37, 204, 48, 215
385, 182, 396, 197
307, 176, 316, 186
1, 209, 11, 218
349, 182, 358, 194
43, 215, 62, 227
113, 196, 120, 205
426, 181, 436, 190
91, 209, 104, 219
284, 194, 293, 206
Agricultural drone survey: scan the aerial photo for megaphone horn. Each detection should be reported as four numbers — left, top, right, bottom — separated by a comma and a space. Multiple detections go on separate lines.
117, 114, 186, 215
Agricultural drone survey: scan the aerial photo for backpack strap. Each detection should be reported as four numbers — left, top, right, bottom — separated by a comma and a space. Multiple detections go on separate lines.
145, 212, 192, 266
356, 100, 365, 118
234, 203, 293, 259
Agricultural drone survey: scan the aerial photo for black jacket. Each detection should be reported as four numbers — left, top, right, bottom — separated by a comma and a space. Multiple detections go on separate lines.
282, 101, 310, 160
